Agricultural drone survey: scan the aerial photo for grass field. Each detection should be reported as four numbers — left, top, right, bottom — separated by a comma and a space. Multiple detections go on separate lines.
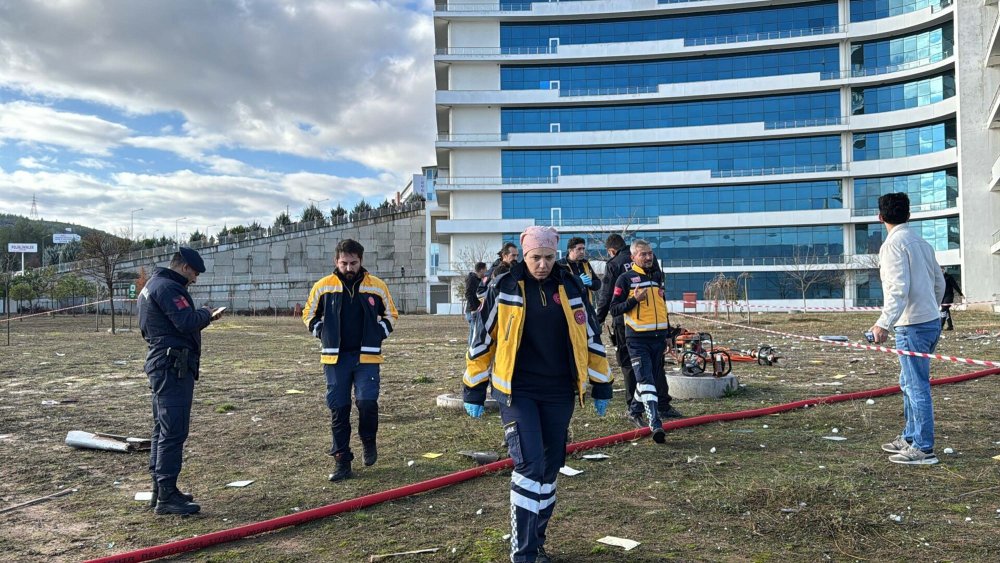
2, 311, 1000, 562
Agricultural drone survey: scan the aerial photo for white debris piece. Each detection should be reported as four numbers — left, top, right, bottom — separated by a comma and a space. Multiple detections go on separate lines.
226, 480, 254, 488
943, 447, 954, 454
866, 399, 876, 405
559, 466, 583, 476
582, 453, 610, 460
710, 447, 717, 454
597, 536, 640, 551
134, 492, 153, 501
889, 514, 902, 523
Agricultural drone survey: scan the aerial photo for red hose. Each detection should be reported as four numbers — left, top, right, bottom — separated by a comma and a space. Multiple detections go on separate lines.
87, 367, 1000, 563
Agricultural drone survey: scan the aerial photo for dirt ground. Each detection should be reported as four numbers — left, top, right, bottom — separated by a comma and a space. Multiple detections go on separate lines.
1, 310, 1000, 562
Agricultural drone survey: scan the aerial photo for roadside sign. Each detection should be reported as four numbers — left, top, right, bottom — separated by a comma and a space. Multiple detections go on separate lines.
128, 284, 137, 299
53, 234, 81, 244
7, 243, 38, 253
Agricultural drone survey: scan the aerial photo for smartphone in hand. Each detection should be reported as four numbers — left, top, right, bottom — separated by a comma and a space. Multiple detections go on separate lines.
212, 306, 227, 320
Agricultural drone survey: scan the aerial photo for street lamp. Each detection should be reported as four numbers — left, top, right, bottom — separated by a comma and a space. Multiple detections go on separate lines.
175, 217, 187, 248
130, 208, 144, 240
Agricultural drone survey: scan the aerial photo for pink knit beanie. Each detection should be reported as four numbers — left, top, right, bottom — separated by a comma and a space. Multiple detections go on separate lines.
520, 226, 559, 254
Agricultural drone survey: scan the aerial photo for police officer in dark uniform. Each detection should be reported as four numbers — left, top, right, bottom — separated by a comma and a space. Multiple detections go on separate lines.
139, 247, 223, 515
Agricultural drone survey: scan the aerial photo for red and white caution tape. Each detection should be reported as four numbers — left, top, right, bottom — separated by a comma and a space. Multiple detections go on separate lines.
669, 299, 996, 313
0, 299, 136, 325
673, 311, 1000, 369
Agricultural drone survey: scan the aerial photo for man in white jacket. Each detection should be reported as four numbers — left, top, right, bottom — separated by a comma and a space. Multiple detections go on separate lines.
868, 192, 945, 465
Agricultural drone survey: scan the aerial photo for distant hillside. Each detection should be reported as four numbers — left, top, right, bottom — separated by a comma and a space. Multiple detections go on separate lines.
0, 213, 105, 236
0, 214, 111, 269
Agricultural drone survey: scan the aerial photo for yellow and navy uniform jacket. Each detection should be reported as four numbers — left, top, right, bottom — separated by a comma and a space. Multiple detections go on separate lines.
557, 257, 602, 306
609, 263, 671, 338
302, 269, 399, 364
463, 262, 613, 407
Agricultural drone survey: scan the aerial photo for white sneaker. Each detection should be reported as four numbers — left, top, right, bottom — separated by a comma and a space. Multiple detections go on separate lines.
880, 435, 910, 454
889, 446, 938, 465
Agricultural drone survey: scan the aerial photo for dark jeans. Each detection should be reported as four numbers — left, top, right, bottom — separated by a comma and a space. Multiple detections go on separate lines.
324, 352, 380, 458
940, 304, 954, 330
496, 390, 575, 563
627, 337, 668, 430
615, 323, 670, 415
148, 368, 195, 488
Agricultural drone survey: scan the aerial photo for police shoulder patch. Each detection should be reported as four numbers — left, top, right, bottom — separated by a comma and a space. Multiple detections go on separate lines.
173, 296, 190, 310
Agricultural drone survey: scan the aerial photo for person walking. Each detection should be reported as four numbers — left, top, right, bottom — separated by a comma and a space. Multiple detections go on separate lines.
303, 239, 399, 481
939, 268, 963, 331
868, 193, 945, 465
557, 236, 601, 306
139, 247, 224, 515
596, 235, 681, 428
608, 239, 673, 444
463, 226, 612, 563
464, 261, 487, 323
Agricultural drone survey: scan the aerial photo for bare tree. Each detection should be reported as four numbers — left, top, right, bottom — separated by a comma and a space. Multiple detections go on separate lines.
80, 230, 134, 333
451, 240, 493, 304
782, 247, 837, 310
582, 206, 647, 276
704, 273, 739, 320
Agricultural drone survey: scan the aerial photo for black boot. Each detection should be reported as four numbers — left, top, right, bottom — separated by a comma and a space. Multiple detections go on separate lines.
329, 452, 353, 482
150, 478, 193, 509
536, 545, 552, 563
362, 440, 378, 467
154, 484, 201, 515
645, 400, 666, 444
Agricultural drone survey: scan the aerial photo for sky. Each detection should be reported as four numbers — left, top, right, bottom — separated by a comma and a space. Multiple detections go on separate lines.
0, 0, 436, 241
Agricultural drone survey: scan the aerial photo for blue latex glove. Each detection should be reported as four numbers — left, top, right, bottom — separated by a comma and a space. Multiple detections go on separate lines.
311, 320, 323, 338
593, 398, 610, 416
464, 403, 485, 418
580, 273, 593, 287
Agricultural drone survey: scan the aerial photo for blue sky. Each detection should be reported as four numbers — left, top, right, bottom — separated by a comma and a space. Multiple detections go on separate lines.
0, 0, 435, 239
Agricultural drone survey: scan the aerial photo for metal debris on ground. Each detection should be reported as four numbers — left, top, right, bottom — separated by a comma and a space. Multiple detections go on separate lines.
559, 465, 583, 476
369, 547, 440, 561
0, 487, 76, 515
582, 453, 610, 460
65, 431, 150, 452
226, 480, 254, 488
457, 450, 499, 465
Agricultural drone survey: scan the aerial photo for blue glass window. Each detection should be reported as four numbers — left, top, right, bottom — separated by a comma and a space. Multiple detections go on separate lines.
500, 1, 839, 48
500, 46, 839, 91
502, 182, 844, 221
851, 72, 955, 115
502, 136, 842, 178
854, 216, 959, 253
502, 91, 841, 134
856, 264, 961, 306
849, 24, 952, 72
853, 169, 957, 215
504, 225, 844, 263
852, 121, 955, 161
850, 0, 940, 22
668, 271, 843, 300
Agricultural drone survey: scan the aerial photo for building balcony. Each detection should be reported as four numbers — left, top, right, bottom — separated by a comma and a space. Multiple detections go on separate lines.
851, 201, 957, 218
989, 7, 1000, 67
434, 0, 777, 18
850, 148, 958, 179
437, 27, 846, 64
992, 229, 1000, 256
437, 58, 954, 108
990, 153, 1000, 191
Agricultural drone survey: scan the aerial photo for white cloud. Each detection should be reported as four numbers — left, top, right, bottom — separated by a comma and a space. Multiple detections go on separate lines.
17, 155, 58, 169
0, 0, 436, 176
0, 101, 131, 156
73, 158, 111, 170
0, 167, 402, 238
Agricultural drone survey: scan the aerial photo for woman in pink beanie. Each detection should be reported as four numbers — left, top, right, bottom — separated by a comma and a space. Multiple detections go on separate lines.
462, 226, 613, 563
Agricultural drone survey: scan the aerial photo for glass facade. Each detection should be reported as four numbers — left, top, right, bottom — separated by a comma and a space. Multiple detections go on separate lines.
668, 271, 843, 300
850, 0, 941, 22
505, 225, 844, 263
500, 1, 838, 48
855, 216, 960, 254
849, 24, 952, 71
501, 91, 841, 134
500, 46, 839, 91
502, 182, 844, 222
502, 136, 841, 178
852, 121, 955, 161
851, 72, 955, 115
853, 169, 957, 215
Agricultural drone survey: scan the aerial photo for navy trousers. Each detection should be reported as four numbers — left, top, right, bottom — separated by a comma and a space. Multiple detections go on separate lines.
627, 337, 666, 431
324, 352, 380, 459
497, 391, 575, 563
148, 368, 195, 489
